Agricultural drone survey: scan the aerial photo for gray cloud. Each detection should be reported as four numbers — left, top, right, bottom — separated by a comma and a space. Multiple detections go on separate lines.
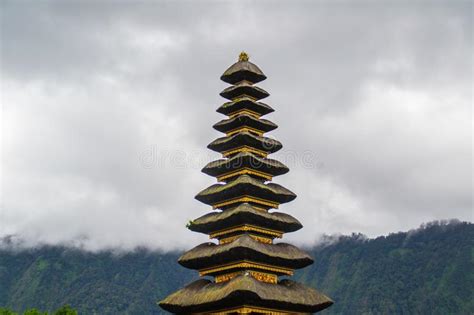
1, 0, 472, 251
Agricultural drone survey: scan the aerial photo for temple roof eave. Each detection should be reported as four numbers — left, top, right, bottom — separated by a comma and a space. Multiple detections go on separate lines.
159, 275, 333, 314
220, 83, 270, 101
207, 132, 283, 155
195, 175, 297, 208
216, 98, 274, 117
213, 115, 278, 134
201, 152, 289, 178
178, 234, 313, 270
220, 60, 267, 85
188, 203, 302, 234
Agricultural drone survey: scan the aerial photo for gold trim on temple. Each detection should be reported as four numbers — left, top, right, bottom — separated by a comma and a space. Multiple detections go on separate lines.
230, 93, 258, 102
217, 167, 273, 182
198, 260, 294, 276
219, 234, 273, 245
228, 108, 262, 119
215, 270, 277, 284
226, 126, 265, 137
222, 146, 268, 158
212, 195, 279, 210
210, 224, 283, 239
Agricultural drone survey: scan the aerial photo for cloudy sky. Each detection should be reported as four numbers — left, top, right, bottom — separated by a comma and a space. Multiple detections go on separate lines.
1, 1, 472, 251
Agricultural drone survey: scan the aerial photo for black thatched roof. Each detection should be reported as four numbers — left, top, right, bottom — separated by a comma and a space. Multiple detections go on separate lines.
208, 132, 282, 155
195, 175, 296, 208
159, 274, 333, 314
201, 152, 289, 180
188, 203, 302, 235
213, 114, 277, 135
220, 60, 267, 85
178, 234, 312, 270
216, 97, 274, 117
220, 82, 269, 101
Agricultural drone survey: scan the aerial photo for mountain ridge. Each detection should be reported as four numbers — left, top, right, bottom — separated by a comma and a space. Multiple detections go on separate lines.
1, 220, 472, 314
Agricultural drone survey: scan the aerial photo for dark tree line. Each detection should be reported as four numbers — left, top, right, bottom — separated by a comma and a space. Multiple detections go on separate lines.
0, 305, 76, 315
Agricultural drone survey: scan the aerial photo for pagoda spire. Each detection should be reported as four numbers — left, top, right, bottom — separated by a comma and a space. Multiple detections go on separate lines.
239, 51, 249, 62
159, 53, 333, 314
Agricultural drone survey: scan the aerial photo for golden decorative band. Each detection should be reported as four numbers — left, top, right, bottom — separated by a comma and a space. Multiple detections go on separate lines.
215, 270, 277, 284
198, 305, 309, 314
231, 93, 258, 102
228, 109, 261, 119
218, 235, 239, 245
217, 167, 273, 182
212, 195, 279, 210
226, 126, 265, 137
250, 270, 278, 284
249, 234, 274, 244
199, 260, 294, 276
219, 234, 273, 245
210, 224, 283, 239
214, 272, 239, 283
222, 145, 268, 158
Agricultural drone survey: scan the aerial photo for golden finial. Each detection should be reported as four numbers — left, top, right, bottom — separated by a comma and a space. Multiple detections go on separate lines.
238, 51, 249, 62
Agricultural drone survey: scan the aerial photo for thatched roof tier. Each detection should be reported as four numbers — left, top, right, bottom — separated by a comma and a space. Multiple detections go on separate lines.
202, 152, 289, 181
208, 132, 282, 156
188, 203, 302, 235
216, 97, 274, 117
220, 57, 267, 85
159, 274, 333, 314
220, 82, 269, 101
213, 114, 277, 136
178, 234, 312, 270
195, 175, 296, 209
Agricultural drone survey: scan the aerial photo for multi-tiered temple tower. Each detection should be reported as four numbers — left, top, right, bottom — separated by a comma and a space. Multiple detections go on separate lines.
159, 53, 333, 314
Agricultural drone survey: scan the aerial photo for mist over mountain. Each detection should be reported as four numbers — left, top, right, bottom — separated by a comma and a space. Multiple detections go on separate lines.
1, 220, 472, 314
2, 1, 472, 251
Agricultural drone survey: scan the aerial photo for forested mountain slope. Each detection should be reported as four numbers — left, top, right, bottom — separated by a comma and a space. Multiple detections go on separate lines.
1, 221, 472, 314
299, 221, 473, 314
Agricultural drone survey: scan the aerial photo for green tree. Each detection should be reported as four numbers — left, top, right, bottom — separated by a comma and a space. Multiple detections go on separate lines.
23, 309, 47, 315
0, 308, 18, 315
52, 306, 76, 315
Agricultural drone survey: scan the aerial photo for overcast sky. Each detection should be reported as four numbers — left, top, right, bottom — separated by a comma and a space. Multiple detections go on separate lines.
1, 1, 472, 251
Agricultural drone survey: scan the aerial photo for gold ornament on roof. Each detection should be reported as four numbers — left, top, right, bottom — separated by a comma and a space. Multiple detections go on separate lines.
239, 51, 249, 62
